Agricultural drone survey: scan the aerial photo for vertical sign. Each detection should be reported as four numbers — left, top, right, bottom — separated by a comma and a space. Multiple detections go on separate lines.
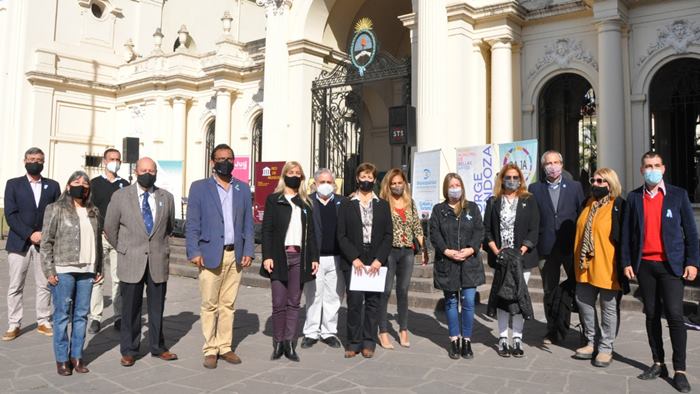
232, 155, 250, 184
456, 144, 497, 215
411, 150, 441, 219
156, 160, 184, 219
253, 161, 285, 224
498, 139, 539, 185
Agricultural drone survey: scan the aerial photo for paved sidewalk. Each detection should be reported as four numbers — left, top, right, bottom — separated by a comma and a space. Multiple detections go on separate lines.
0, 246, 698, 393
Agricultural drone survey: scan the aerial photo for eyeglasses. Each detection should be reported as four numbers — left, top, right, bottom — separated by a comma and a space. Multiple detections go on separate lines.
503, 176, 520, 181
589, 177, 607, 185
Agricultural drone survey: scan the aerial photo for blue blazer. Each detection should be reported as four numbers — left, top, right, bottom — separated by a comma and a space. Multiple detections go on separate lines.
621, 184, 699, 277
185, 177, 255, 269
4, 175, 61, 253
528, 177, 585, 256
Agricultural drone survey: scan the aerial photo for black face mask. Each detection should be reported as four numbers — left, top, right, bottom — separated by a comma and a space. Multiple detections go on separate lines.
69, 185, 87, 200
25, 162, 43, 176
137, 173, 156, 189
284, 175, 302, 190
213, 160, 234, 178
358, 180, 374, 192
591, 186, 609, 200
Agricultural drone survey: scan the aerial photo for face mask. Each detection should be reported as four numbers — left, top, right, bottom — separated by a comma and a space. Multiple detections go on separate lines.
316, 183, 334, 198
390, 186, 404, 196
644, 169, 663, 186
591, 186, 609, 200
69, 185, 86, 200
213, 161, 234, 178
358, 180, 374, 192
284, 175, 302, 190
137, 173, 156, 189
25, 162, 43, 176
545, 164, 562, 180
106, 161, 120, 174
448, 187, 462, 200
504, 179, 521, 191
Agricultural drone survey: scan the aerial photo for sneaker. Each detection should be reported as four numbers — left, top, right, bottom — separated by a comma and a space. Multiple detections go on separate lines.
2, 327, 20, 341
511, 339, 524, 358
592, 352, 613, 368
37, 324, 53, 337
574, 345, 594, 360
88, 320, 101, 334
497, 337, 511, 358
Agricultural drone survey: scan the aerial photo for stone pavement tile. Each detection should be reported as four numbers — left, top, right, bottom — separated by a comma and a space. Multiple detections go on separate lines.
171, 369, 251, 392
8, 375, 52, 392
137, 382, 204, 394
361, 389, 409, 394
339, 371, 425, 390
59, 377, 131, 393
254, 367, 325, 385
627, 377, 682, 393
527, 371, 569, 388
107, 364, 200, 390
567, 371, 628, 393
463, 375, 507, 393
410, 380, 469, 394
422, 368, 478, 386
452, 365, 534, 383
347, 360, 426, 378
309, 376, 361, 393
213, 379, 293, 394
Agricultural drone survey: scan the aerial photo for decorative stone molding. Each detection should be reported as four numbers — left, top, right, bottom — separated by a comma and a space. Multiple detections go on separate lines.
123, 39, 138, 63
637, 19, 700, 67
177, 25, 190, 52
151, 28, 164, 56
528, 38, 598, 80
255, 0, 292, 16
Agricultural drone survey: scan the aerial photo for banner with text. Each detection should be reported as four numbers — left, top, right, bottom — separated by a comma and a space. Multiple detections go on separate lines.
498, 139, 539, 185
232, 155, 250, 184
253, 161, 285, 224
456, 144, 497, 215
411, 150, 441, 219
157, 160, 184, 219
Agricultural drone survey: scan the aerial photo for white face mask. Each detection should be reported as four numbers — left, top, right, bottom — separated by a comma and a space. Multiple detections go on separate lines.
448, 187, 462, 200
106, 161, 120, 174
317, 183, 334, 198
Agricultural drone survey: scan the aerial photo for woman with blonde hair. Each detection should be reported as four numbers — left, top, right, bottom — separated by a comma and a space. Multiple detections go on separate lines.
260, 161, 319, 362
484, 163, 539, 358
429, 173, 485, 359
377, 168, 428, 349
572, 167, 626, 367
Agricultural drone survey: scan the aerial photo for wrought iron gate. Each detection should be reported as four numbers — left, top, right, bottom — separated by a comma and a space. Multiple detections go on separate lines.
311, 52, 410, 194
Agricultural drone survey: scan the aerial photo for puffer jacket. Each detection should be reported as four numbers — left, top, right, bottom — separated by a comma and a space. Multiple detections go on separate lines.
486, 248, 533, 319
40, 194, 103, 277
429, 201, 485, 292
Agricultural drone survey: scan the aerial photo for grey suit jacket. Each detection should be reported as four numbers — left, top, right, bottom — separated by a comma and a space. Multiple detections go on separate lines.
103, 184, 175, 284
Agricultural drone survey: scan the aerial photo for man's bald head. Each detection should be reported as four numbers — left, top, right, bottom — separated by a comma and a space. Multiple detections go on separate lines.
135, 157, 157, 175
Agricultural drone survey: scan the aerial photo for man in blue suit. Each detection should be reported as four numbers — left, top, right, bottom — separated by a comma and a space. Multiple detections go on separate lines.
186, 144, 255, 369
621, 151, 698, 392
3, 147, 61, 341
528, 150, 585, 344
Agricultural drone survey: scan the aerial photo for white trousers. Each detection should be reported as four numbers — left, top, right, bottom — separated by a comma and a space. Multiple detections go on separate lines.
302, 255, 344, 339
89, 235, 121, 322
497, 269, 531, 340
7, 246, 52, 328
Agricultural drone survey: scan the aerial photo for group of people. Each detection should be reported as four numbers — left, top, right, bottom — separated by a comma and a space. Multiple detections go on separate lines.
2, 144, 698, 393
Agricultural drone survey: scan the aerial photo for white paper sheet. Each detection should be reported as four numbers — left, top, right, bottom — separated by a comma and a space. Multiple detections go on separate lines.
349, 266, 388, 292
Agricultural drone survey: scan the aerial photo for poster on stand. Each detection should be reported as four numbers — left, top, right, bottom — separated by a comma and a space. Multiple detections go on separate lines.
411, 150, 441, 219
232, 155, 250, 184
156, 160, 184, 219
456, 144, 497, 215
253, 161, 285, 224
498, 139, 539, 185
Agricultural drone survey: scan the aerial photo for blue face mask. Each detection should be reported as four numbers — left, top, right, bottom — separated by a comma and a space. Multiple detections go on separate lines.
644, 169, 663, 186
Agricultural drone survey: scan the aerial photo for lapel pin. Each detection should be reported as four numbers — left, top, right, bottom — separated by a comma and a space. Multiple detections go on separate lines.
666, 209, 673, 218
235, 184, 240, 191
562, 184, 567, 188
43, 184, 48, 190
159, 201, 163, 207
466, 214, 472, 220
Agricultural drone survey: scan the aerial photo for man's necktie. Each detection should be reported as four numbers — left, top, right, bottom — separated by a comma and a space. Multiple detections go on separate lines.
142, 191, 154, 234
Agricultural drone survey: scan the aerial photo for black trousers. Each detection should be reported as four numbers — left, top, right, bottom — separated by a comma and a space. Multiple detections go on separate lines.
344, 247, 380, 352
120, 263, 168, 357
540, 251, 574, 334
637, 260, 686, 371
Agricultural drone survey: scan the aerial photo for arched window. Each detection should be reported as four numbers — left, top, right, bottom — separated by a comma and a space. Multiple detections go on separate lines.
251, 113, 263, 181
538, 73, 597, 187
650, 58, 700, 202
204, 120, 216, 177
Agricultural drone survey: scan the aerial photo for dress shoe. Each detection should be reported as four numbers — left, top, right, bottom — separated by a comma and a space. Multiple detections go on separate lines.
300, 337, 318, 349
120, 355, 135, 367
56, 361, 72, 376
113, 319, 121, 331
461, 338, 473, 359
673, 372, 691, 393
574, 345, 594, 360
592, 352, 613, 368
87, 320, 101, 334
153, 351, 178, 361
284, 340, 300, 362
448, 339, 460, 360
322, 336, 342, 348
361, 348, 374, 358
497, 338, 511, 358
70, 358, 89, 373
399, 330, 410, 348
378, 332, 394, 350
203, 355, 217, 369
344, 349, 358, 358
271, 341, 284, 360
37, 324, 53, 337
511, 339, 525, 358
637, 363, 669, 380
2, 327, 20, 341
219, 351, 242, 365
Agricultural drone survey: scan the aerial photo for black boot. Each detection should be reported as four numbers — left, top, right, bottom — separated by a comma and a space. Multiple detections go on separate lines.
461, 338, 473, 359
271, 340, 284, 360
284, 340, 300, 362
448, 339, 461, 360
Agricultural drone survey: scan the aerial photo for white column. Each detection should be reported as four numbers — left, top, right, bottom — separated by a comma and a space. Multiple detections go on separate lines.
215, 89, 231, 145
596, 19, 626, 179
257, 0, 291, 161
490, 38, 514, 144
470, 41, 488, 146
172, 97, 188, 161
416, 0, 448, 152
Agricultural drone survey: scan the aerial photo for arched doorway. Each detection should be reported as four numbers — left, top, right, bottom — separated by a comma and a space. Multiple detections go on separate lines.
204, 120, 215, 177
649, 58, 700, 202
251, 113, 263, 182
538, 73, 597, 186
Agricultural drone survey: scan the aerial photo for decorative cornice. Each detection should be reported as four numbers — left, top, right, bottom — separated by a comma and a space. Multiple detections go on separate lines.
637, 19, 700, 67
528, 37, 598, 80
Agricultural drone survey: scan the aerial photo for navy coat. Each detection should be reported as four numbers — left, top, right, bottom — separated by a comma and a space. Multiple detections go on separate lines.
528, 177, 585, 256
4, 175, 60, 253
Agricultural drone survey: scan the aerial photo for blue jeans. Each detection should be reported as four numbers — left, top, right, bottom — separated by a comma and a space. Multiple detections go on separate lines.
50, 273, 94, 362
444, 288, 476, 338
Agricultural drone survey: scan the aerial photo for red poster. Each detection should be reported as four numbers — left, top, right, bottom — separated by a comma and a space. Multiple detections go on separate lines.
232, 156, 250, 184
253, 161, 285, 224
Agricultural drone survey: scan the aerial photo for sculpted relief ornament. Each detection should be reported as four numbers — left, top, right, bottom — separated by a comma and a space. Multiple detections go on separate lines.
638, 19, 700, 66
256, 0, 292, 16
528, 38, 598, 80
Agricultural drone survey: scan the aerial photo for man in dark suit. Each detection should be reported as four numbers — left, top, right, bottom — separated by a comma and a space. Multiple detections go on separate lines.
621, 151, 698, 393
3, 147, 60, 341
103, 157, 177, 367
301, 168, 346, 350
186, 144, 255, 369
528, 150, 585, 344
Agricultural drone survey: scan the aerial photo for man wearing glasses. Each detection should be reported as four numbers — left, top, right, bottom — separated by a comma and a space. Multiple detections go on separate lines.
186, 144, 255, 369
3, 147, 61, 341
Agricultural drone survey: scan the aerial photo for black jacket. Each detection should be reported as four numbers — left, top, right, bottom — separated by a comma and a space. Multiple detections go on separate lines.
484, 194, 540, 269
260, 193, 319, 284
528, 178, 585, 256
336, 196, 392, 269
310, 192, 346, 251
486, 248, 534, 319
429, 201, 485, 291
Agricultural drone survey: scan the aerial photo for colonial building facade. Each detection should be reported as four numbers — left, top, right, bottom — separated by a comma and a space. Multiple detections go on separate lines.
1, 0, 699, 209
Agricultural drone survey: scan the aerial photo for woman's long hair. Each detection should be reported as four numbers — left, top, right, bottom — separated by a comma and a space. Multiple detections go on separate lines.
274, 161, 311, 205
59, 170, 99, 218
494, 163, 531, 198
442, 172, 467, 215
591, 167, 622, 199
379, 168, 413, 211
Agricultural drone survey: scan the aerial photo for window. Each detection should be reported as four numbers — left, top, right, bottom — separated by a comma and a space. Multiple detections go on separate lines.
251, 113, 263, 182
204, 120, 216, 177
90, 1, 104, 18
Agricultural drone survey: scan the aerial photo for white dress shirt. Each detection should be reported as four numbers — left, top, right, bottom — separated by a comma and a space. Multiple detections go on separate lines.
136, 186, 157, 223
27, 175, 42, 207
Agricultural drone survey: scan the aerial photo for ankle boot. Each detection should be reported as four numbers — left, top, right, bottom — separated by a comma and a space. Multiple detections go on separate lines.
271, 340, 284, 360
461, 338, 473, 359
56, 361, 72, 376
70, 358, 89, 373
284, 340, 300, 362
448, 339, 461, 360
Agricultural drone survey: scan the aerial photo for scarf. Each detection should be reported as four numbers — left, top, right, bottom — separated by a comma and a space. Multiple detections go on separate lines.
579, 195, 611, 271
